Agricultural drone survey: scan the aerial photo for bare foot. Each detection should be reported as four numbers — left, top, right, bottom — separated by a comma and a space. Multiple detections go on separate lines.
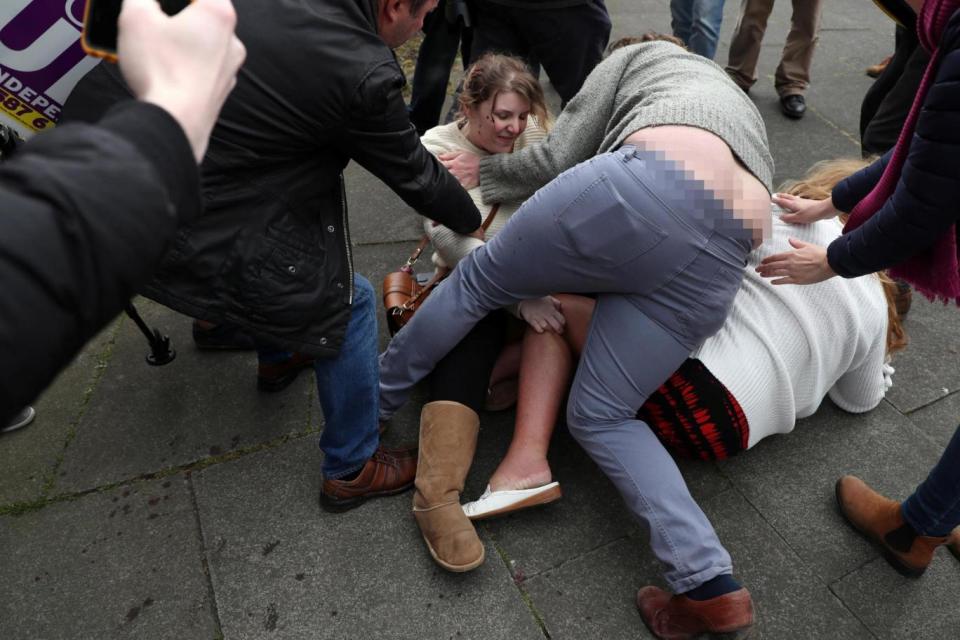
488, 455, 552, 492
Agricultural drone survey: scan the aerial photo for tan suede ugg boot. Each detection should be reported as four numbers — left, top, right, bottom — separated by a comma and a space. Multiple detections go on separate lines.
413, 401, 485, 572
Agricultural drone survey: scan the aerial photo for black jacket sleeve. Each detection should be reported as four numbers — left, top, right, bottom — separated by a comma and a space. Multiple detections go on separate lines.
827, 43, 960, 278
341, 61, 482, 234
830, 151, 891, 213
0, 101, 200, 422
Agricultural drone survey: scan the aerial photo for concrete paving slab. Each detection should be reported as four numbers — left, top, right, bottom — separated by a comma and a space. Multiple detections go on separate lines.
345, 162, 424, 246
0, 476, 215, 639
192, 438, 544, 640
525, 488, 872, 640
522, 537, 659, 640
57, 299, 315, 495
831, 555, 960, 640
0, 320, 118, 506
478, 423, 732, 580
885, 296, 960, 414
907, 391, 960, 450
718, 401, 943, 584
704, 490, 874, 639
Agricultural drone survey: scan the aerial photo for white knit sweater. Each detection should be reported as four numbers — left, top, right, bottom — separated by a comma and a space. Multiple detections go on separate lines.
693, 211, 894, 448
419, 119, 547, 270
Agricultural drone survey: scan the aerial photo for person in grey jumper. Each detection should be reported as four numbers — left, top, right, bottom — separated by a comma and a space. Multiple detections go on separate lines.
380, 40, 773, 637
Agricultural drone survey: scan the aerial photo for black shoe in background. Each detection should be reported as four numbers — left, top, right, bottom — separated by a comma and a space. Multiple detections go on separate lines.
192, 320, 256, 351
780, 94, 806, 119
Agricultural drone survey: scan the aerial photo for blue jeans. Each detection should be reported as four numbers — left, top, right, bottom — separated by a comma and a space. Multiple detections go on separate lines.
380, 147, 753, 591
259, 275, 379, 479
671, 0, 726, 60
902, 425, 960, 537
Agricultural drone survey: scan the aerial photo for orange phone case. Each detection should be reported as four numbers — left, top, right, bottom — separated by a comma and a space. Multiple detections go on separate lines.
79, 0, 118, 63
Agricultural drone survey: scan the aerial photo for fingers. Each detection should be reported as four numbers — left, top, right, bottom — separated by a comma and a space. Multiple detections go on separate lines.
788, 237, 807, 249
771, 192, 797, 209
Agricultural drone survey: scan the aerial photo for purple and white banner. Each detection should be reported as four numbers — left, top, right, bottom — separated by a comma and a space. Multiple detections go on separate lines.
0, 0, 100, 138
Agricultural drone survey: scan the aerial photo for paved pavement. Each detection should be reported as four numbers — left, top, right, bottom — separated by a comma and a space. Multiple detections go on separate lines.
3, 1, 960, 638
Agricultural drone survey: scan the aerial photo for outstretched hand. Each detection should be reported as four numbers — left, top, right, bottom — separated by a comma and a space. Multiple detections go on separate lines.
756, 237, 836, 285
439, 151, 480, 189
118, 0, 246, 162
772, 193, 841, 225
518, 296, 565, 334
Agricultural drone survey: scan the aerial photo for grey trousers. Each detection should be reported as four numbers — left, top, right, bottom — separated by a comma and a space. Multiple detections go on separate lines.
380, 147, 752, 591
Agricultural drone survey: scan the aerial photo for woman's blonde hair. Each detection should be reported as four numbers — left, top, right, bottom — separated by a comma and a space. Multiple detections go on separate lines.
456, 53, 552, 131
606, 32, 688, 56
778, 158, 908, 355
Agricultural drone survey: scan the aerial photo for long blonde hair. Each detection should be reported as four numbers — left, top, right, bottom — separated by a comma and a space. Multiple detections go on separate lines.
778, 158, 908, 355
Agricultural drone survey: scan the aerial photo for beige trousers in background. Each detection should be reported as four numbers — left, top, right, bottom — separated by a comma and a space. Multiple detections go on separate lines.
725, 0, 824, 96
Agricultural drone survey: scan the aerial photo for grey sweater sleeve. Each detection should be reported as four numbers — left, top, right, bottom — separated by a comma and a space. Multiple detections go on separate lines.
478, 54, 626, 204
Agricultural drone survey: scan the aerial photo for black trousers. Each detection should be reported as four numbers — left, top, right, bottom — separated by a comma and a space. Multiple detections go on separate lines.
860, 25, 930, 157
428, 308, 509, 413
469, 1, 611, 107
409, 0, 474, 135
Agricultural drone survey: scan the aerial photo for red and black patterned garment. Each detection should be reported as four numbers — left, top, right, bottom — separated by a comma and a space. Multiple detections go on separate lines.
638, 358, 750, 461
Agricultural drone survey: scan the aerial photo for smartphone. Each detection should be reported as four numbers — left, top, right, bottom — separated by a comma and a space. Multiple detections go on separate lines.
82, 0, 192, 62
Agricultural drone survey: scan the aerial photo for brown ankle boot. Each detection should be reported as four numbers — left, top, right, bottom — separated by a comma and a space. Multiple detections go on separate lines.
413, 401, 485, 572
836, 475, 950, 577
948, 528, 960, 562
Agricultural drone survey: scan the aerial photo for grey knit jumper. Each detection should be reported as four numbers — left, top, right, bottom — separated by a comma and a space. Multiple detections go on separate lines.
478, 42, 774, 204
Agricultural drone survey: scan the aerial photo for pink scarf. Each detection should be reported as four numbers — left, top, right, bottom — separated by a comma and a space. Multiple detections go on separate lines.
844, 0, 960, 305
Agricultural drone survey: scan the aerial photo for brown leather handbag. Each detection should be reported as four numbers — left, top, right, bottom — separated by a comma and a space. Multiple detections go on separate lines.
383, 204, 499, 336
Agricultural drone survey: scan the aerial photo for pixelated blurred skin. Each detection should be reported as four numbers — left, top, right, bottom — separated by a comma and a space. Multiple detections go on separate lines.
626, 128, 772, 248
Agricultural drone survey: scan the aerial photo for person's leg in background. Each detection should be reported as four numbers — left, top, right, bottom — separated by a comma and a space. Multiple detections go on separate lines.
409, 0, 467, 135
725, 0, 774, 91
860, 25, 917, 151
774, 0, 824, 119
319, 275, 416, 511
861, 27, 929, 157
673, 0, 727, 60
525, 0, 612, 108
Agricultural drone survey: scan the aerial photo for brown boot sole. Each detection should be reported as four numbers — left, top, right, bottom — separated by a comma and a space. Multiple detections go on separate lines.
422, 535, 485, 572
319, 481, 414, 513
834, 479, 926, 578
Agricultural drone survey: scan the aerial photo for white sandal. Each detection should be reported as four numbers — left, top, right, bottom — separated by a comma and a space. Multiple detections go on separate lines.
462, 482, 562, 520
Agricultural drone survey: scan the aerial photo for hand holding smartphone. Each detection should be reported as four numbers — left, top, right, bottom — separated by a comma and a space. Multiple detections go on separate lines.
80, 0, 245, 162
82, 0, 192, 61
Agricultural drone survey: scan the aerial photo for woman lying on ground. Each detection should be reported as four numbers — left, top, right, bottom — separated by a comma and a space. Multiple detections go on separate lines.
413, 53, 559, 430
461, 158, 906, 520
380, 36, 773, 638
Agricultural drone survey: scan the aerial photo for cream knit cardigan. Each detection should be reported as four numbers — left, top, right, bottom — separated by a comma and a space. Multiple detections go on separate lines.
419, 118, 546, 270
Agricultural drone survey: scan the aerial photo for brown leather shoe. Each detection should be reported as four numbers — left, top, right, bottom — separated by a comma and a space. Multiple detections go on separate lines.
866, 55, 892, 78
320, 445, 417, 512
257, 352, 315, 392
836, 475, 950, 577
637, 586, 754, 640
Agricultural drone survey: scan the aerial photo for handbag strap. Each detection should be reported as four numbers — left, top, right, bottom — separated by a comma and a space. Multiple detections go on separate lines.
400, 204, 502, 310
404, 204, 501, 269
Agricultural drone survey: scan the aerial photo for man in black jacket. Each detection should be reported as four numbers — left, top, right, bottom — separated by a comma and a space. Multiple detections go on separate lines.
1, 0, 245, 426
63, 0, 483, 511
